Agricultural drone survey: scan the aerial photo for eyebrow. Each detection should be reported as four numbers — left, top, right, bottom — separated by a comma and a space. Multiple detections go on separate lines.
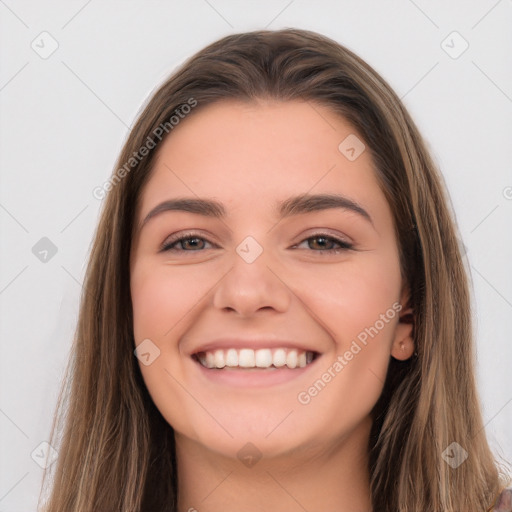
138, 193, 373, 231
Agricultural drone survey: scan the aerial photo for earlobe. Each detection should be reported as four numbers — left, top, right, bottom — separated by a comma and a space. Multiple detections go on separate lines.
391, 288, 416, 361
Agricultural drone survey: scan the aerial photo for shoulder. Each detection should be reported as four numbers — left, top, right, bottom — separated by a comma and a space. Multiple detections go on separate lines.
492, 487, 512, 511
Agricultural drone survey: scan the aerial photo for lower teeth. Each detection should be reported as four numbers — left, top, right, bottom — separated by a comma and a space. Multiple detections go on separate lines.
221, 366, 278, 370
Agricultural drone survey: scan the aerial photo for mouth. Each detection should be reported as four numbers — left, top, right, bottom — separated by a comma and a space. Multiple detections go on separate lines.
192, 347, 320, 370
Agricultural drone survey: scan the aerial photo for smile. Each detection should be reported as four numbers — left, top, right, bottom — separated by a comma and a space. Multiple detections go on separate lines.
194, 348, 319, 370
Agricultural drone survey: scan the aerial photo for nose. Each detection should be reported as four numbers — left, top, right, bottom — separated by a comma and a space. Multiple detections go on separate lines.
212, 241, 291, 317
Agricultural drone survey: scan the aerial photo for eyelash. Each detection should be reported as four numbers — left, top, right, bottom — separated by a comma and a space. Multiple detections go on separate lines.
160, 231, 354, 254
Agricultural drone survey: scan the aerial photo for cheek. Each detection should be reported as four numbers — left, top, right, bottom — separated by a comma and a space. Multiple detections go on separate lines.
292, 253, 401, 418
130, 262, 207, 435
130, 262, 208, 342
294, 253, 401, 347
131, 270, 170, 342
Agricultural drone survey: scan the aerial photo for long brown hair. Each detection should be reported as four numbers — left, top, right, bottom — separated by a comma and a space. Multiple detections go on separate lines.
39, 28, 510, 511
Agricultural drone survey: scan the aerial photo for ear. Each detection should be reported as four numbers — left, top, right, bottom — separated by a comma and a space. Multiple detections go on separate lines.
390, 283, 415, 361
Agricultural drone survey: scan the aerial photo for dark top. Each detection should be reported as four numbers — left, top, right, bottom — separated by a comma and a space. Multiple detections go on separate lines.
492, 487, 512, 511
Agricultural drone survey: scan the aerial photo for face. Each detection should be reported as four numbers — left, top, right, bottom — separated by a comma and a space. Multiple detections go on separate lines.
129, 99, 412, 461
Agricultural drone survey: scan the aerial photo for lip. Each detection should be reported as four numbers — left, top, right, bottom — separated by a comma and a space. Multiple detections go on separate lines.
194, 363, 318, 387
186, 337, 323, 388
189, 349, 322, 389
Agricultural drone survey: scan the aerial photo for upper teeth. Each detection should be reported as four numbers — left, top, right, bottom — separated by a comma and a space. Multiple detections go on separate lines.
197, 348, 315, 369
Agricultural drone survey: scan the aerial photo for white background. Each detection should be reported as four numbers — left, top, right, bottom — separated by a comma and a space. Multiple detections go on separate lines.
1, 1, 511, 510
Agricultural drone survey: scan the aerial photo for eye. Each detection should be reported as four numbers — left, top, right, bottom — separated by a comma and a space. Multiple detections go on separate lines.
160, 231, 353, 254
294, 233, 353, 254
160, 232, 215, 252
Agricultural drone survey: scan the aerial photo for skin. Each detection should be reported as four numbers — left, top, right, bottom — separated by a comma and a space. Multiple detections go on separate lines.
130, 99, 415, 512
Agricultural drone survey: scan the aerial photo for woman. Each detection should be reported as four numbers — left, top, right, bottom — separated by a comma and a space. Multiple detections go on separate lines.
39, 28, 511, 511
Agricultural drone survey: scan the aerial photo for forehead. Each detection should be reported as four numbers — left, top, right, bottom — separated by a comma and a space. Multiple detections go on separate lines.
135, 99, 388, 224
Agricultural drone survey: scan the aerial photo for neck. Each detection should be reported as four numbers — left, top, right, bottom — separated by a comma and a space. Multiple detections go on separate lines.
175, 416, 373, 512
